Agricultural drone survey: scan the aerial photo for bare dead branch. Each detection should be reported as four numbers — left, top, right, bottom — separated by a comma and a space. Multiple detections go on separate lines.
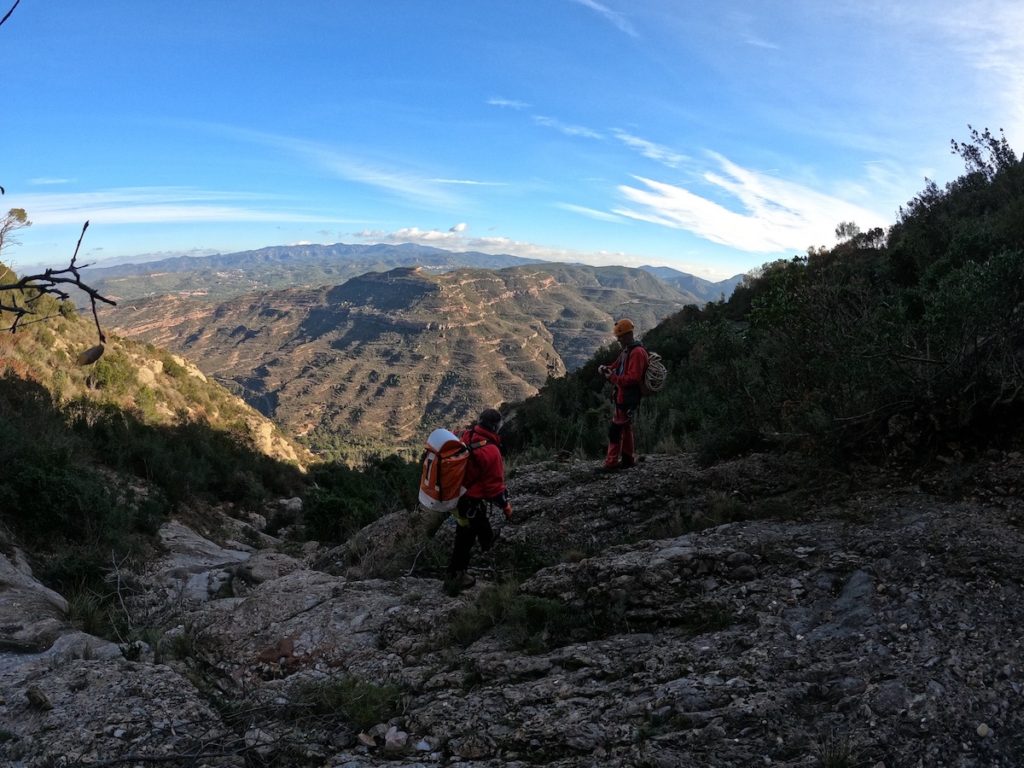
0, 0, 20, 29
0, 220, 116, 343
833, 400, 915, 424
109, 550, 135, 636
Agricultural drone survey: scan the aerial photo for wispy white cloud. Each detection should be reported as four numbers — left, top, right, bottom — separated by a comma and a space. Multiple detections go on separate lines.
356, 226, 466, 246
449, 222, 468, 233
556, 203, 628, 223
487, 97, 531, 110
310, 152, 461, 208
11, 187, 361, 226
840, 0, 1024, 146
568, 0, 638, 38
533, 115, 603, 140
29, 177, 75, 186
933, 2, 1024, 141
614, 153, 887, 253
613, 130, 687, 168
355, 226, 650, 267
430, 178, 507, 186
203, 124, 464, 208
742, 34, 781, 50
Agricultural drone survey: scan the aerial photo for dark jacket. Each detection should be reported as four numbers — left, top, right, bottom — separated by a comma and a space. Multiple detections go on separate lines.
607, 342, 649, 409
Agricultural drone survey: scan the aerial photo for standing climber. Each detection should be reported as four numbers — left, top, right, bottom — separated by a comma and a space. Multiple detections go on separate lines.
597, 318, 649, 473
445, 407, 513, 591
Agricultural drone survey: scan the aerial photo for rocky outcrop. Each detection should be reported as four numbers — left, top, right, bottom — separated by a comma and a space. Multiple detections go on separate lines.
0, 546, 70, 653
0, 654, 239, 767
2, 453, 1023, 767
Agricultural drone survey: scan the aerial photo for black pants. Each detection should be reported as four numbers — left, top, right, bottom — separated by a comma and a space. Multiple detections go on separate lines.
447, 496, 494, 574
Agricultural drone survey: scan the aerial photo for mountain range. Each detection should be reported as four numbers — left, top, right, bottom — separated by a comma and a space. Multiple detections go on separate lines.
82, 243, 544, 303
83, 242, 740, 305
640, 265, 745, 302
102, 261, 703, 457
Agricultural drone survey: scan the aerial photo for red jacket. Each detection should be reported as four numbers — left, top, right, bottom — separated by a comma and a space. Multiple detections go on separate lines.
460, 425, 507, 500
607, 342, 649, 408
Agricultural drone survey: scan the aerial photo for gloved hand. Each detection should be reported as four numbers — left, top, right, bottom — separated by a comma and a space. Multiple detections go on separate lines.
598, 364, 610, 378
502, 502, 513, 521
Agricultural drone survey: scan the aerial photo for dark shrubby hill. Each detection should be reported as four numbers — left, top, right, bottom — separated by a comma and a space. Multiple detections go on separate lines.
509, 128, 1024, 466
0, 278, 307, 598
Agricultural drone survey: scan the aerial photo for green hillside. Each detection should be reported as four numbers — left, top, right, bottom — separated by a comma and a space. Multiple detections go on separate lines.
0, 270, 313, 587
510, 128, 1024, 466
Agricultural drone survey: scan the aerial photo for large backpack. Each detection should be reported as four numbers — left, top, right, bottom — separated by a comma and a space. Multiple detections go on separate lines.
417, 427, 489, 512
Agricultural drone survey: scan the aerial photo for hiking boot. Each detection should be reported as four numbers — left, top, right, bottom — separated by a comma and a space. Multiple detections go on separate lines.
449, 571, 476, 588
619, 457, 636, 469
593, 463, 620, 474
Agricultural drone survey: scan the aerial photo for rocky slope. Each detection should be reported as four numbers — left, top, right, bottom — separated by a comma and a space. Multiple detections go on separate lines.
102, 264, 692, 455
2, 451, 1022, 767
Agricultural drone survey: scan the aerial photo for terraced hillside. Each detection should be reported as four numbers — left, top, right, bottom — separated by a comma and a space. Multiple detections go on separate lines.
103, 263, 693, 456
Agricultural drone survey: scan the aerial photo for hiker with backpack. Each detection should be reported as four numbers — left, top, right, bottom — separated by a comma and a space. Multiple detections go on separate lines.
597, 318, 649, 473
445, 408, 512, 590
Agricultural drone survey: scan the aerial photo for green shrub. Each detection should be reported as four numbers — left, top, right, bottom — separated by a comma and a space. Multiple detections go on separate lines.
302, 454, 420, 543
133, 385, 158, 420
447, 581, 592, 653
290, 677, 403, 730
66, 585, 128, 640
815, 728, 854, 768
91, 350, 135, 395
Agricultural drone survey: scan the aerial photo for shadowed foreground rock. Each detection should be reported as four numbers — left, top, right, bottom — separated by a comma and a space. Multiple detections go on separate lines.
1, 452, 1022, 767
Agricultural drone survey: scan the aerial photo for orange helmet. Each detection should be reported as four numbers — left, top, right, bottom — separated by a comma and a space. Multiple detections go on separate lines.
613, 318, 635, 337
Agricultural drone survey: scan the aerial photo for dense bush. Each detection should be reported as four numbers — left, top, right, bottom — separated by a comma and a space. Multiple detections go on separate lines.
0, 376, 165, 595
288, 676, 403, 731
0, 372, 305, 596
302, 453, 420, 543
510, 128, 1024, 465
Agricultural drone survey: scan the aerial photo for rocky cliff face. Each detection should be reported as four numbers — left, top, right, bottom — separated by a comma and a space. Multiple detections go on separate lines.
2, 452, 1022, 767
102, 264, 691, 454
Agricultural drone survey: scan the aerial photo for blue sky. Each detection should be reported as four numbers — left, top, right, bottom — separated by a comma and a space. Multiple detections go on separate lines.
4, 1, 1023, 280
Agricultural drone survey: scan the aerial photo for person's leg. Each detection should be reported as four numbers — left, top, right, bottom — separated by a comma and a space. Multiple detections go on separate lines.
447, 523, 474, 575
603, 410, 630, 468
620, 418, 636, 467
447, 496, 476, 576
604, 419, 623, 467
474, 505, 495, 552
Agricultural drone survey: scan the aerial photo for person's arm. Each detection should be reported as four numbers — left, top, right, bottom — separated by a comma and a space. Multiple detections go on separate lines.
599, 351, 622, 380
609, 348, 647, 388
486, 488, 513, 520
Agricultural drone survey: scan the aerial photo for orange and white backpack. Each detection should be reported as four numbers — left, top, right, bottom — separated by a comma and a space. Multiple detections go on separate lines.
418, 428, 472, 512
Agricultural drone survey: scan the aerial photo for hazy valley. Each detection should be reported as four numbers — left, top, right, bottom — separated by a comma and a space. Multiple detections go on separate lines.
102, 258, 714, 457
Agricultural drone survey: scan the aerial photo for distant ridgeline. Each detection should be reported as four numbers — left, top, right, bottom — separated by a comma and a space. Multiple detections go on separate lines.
81, 242, 546, 303
101, 259, 731, 460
